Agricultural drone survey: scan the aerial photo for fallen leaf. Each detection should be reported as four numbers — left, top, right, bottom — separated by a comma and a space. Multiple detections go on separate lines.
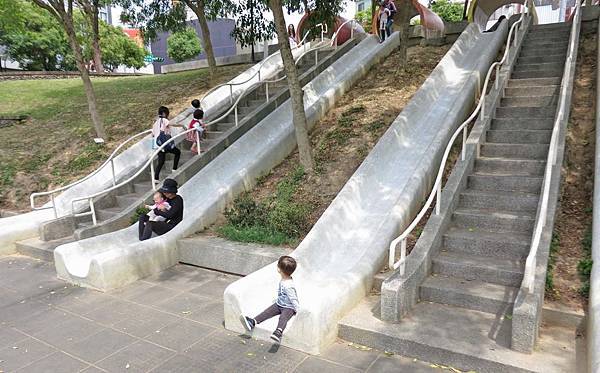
247, 353, 255, 357
125, 363, 130, 369
384, 351, 394, 356
181, 311, 190, 314
505, 314, 512, 320
450, 367, 461, 373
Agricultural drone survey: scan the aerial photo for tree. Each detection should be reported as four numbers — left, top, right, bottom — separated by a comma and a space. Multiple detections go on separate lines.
397, 0, 413, 65
95, 23, 146, 70
167, 27, 202, 63
267, 0, 314, 171
30, 0, 106, 139
76, 0, 105, 72
231, 0, 275, 62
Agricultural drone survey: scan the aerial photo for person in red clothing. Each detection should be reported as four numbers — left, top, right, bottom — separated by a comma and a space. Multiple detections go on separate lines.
186, 109, 206, 154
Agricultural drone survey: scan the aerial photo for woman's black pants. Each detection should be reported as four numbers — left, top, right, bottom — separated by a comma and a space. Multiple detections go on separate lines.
155, 147, 181, 180
138, 215, 174, 241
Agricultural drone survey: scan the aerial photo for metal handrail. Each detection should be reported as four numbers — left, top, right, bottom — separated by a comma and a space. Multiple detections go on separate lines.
199, 24, 326, 109
330, 19, 359, 48
388, 4, 529, 270
69, 37, 340, 225
29, 129, 152, 216
522, 0, 581, 293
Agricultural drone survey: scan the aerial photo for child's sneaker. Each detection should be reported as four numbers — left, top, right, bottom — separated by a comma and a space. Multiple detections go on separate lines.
240, 316, 256, 331
270, 328, 283, 343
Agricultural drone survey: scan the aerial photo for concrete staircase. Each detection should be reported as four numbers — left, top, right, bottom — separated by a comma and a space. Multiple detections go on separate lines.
16, 45, 352, 261
339, 23, 579, 372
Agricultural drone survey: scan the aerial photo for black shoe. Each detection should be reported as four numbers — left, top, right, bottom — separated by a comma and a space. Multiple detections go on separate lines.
270, 328, 282, 343
240, 316, 255, 331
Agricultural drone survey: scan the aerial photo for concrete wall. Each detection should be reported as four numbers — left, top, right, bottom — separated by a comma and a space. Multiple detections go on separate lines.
224, 23, 509, 355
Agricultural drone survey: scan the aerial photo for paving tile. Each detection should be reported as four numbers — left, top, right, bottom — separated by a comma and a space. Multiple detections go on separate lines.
53, 289, 114, 315
366, 355, 439, 373
320, 341, 379, 370
0, 326, 28, 349
148, 354, 213, 372
112, 308, 182, 338
83, 298, 147, 326
0, 299, 51, 328
34, 315, 106, 349
189, 278, 236, 299
153, 292, 212, 316
0, 337, 56, 372
144, 318, 214, 352
186, 301, 224, 327
118, 283, 180, 306
80, 365, 108, 372
15, 307, 73, 336
96, 340, 176, 373
63, 328, 138, 364
0, 287, 21, 308
142, 265, 218, 291
15, 351, 89, 373
293, 356, 361, 372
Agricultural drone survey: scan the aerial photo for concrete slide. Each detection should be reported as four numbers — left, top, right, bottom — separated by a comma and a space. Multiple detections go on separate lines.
53, 33, 392, 290
0, 50, 301, 256
224, 22, 510, 354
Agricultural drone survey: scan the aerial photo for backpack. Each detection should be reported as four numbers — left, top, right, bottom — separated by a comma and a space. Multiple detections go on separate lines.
155, 118, 175, 150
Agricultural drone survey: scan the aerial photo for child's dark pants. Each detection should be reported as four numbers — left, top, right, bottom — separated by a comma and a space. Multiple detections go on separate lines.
255, 304, 296, 332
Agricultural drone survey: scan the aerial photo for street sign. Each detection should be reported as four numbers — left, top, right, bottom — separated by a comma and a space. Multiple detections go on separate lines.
144, 55, 164, 63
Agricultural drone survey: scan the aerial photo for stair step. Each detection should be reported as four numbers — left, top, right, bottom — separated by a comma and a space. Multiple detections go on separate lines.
452, 208, 535, 234
504, 85, 560, 97
525, 34, 569, 42
204, 131, 224, 140
520, 46, 568, 57
15, 236, 75, 262
515, 61, 564, 72
459, 189, 539, 213
486, 129, 552, 144
115, 193, 143, 207
134, 182, 153, 194
433, 251, 524, 287
443, 227, 530, 260
495, 106, 555, 119
522, 39, 569, 49
475, 157, 546, 176
500, 95, 558, 107
238, 105, 260, 116
338, 297, 578, 373
96, 206, 123, 222
468, 173, 543, 193
511, 69, 564, 79
518, 54, 566, 65
530, 22, 570, 31
420, 275, 518, 314
507, 77, 561, 87
480, 143, 549, 160
490, 117, 554, 130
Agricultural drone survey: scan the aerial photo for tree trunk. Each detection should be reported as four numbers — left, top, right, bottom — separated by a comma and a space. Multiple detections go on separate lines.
269, 0, 314, 172
64, 16, 107, 139
397, 0, 412, 66
187, 0, 217, 79
91, 0, 104, 73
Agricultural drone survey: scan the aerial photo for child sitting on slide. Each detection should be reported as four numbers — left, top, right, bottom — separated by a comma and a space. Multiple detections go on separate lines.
186, 109, 207, 154
145, 191, 171, 222
240, 256, 299, 343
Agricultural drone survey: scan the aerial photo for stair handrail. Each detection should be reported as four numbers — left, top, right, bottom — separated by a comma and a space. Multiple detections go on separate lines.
521, 0, 581, 293
68, 38, 340, 225
388, 3, 529, 271
29, 129, 152, 217
330, 19, 359, 48
199, 24, 326, 110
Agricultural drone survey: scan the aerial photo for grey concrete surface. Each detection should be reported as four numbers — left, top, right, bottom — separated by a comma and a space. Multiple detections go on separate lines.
0, 255, 437, 373
177, 235, 291, 276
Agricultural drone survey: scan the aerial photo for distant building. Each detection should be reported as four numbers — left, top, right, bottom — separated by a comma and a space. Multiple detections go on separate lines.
356, 0, 372, 12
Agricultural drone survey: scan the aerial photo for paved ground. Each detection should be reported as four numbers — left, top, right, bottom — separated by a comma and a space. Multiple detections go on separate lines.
0, 255, 440, 373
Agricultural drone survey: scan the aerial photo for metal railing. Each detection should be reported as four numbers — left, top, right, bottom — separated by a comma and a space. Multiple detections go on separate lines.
199, 24, 327, 110
68, 26, 355, 225
29, 129, 152, 217
521, 0, 581, 293
388, 4, 529, 271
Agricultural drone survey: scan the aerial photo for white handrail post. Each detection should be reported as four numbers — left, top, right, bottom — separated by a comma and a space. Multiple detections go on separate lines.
89, 198, 97, 225
195, 131, 201, 156
315, 49, 318, 65
481, 96, 486, 119
234, 106, 239, 127
495, 65, 500, 89
150, 161, 156, 189
435, 181, 442, 215
110, 159, 116, 186
462, 127, 467, 161
266, 82, 270, 101
229, 85, 233, 105
389, 242, 396, 269
400, 238, 407, 265
351, 20, 354, 39
50, 194, 57, 219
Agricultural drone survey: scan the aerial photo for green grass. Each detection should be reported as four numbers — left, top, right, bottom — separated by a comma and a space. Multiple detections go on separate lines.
578, 224, 593, 297
0, 64, 250, 210
217, 225, 293, 246
546, 233, 561, 293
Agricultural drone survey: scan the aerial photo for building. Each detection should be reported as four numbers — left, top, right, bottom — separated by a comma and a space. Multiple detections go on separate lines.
356, 0, 372, 12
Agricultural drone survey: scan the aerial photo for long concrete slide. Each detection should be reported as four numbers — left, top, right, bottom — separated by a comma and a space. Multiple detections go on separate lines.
53, 33, 383, 290
0, 49, 303, 256
224, 22, 510, 354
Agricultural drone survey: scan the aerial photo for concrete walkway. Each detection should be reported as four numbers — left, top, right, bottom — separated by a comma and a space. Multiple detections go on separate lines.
0, 255, 438, 373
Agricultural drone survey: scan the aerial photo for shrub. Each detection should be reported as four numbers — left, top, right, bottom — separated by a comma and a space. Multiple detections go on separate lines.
167, 27, 202, 63
130, 205, 150, 225
356, 9, 373, 30
431, 0, 464, 23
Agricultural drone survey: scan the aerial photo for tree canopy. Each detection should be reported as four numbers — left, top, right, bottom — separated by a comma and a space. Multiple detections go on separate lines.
167, 27, 202, 63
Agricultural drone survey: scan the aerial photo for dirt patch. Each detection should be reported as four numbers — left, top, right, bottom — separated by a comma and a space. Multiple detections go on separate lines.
545, 31, 596, 312
210, 44, 451, 246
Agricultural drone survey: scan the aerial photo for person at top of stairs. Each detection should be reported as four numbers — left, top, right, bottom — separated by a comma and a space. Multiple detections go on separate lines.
186, 109, 207, 154
152, 106, 181, 181
138, 178, 183, 241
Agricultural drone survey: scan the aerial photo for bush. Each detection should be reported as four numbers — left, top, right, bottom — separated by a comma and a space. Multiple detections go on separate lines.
431, 0, 464, 23
356, 9, 373, 30
167, 27, 202, 63
130, 205, 150, 225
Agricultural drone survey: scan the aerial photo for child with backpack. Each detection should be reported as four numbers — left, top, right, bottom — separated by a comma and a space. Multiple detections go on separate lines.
240, 256, 299, 344
186, 109, 207, 154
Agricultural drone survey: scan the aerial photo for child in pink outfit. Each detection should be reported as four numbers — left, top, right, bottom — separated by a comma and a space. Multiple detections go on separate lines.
145, 191, 171, 222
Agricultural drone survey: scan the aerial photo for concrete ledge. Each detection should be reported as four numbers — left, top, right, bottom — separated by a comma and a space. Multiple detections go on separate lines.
178, 235, 291, 275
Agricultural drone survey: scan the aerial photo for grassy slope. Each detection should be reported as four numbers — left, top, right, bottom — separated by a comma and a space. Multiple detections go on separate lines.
0, 65, 250, 210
